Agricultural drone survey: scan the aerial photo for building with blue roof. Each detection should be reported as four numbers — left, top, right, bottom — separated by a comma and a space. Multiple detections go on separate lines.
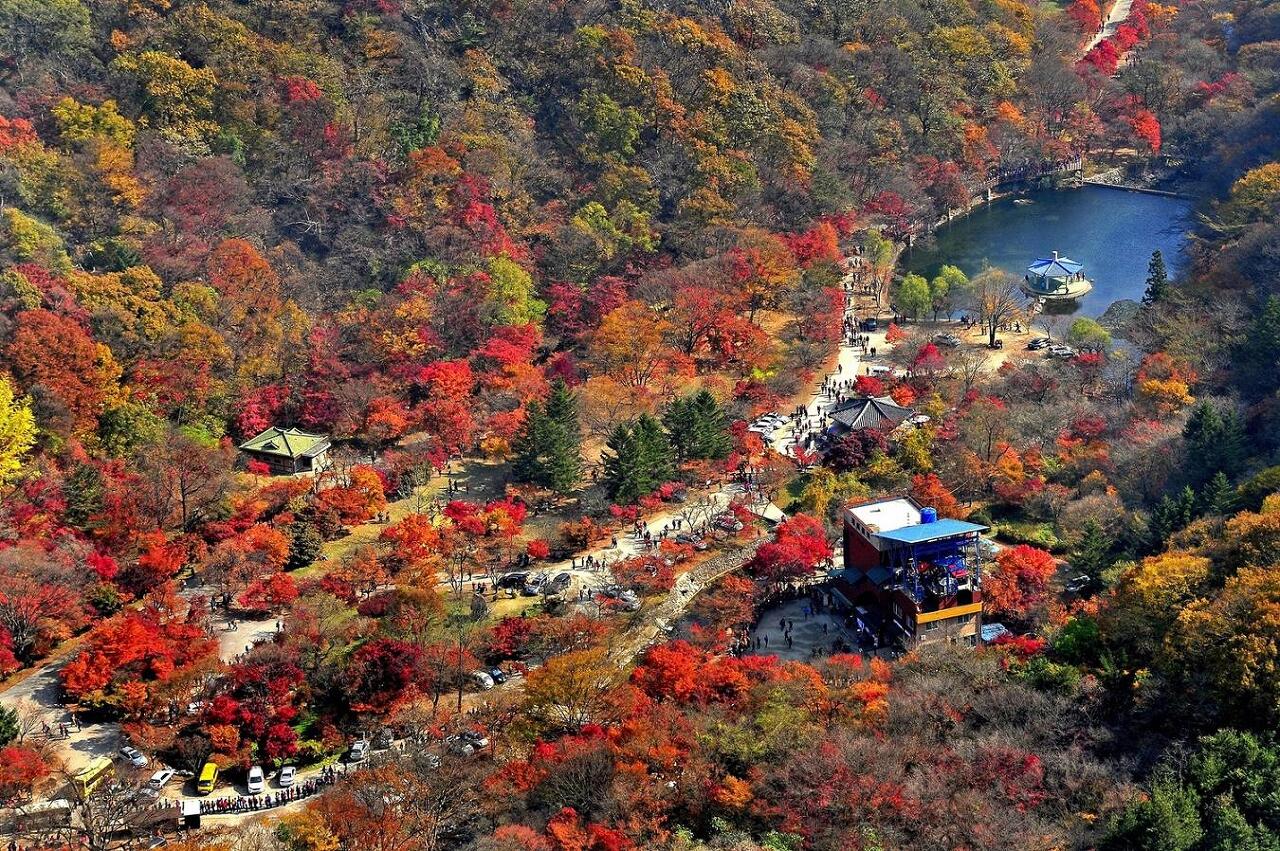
836, 496, 989, 650
1022, 250, 1094, 300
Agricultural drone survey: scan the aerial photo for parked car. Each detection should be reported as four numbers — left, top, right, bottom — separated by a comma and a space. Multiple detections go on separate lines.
146, 769, 175, 792
715, 515, 745, 532
471, 670, 495, 690
933, 333, 961, 347
979, 538, 1003, 559
1065, 575, 1092, 594
1047, 344, 1076, 358
521, 573, 547, 596
348, 740, 370, 762
119, 746, 149, 769
278, 766, 297, 788
860, 317, 879, 331
196, 763, 218, 796
674, 533, 708, 551
246, 766, 265, 794
461, 730, 490, 749
617, 590, 641, 612
1027, 337, 1052, 350
544, 572, 573, 595
496, 572, 528, 590
488, 667, 508, 685
445, 735, 476, 757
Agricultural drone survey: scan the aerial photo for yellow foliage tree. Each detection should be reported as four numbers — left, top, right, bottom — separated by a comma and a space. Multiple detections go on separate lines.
0, 376, 35, 486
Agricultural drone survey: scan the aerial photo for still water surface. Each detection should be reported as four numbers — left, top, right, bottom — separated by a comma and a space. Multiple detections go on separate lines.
904, 185, 1194, 318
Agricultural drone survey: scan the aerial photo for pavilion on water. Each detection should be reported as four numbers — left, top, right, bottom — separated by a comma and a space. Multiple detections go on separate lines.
1022, 251, 1093, 299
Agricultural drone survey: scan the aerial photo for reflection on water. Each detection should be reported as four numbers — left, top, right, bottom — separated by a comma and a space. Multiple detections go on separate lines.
904, 186, 1194, 318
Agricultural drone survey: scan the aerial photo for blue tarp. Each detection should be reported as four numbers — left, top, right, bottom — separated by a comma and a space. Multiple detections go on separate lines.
1027, 256, 1084, 277
874, 518, 987, 544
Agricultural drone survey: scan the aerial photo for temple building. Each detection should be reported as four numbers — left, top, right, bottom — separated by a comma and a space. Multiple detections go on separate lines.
239, 427, 332, 475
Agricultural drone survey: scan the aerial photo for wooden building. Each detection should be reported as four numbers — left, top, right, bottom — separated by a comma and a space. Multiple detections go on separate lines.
239, 427, 331, 475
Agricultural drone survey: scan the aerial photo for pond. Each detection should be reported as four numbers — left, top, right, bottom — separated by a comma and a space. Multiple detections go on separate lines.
904, 185, 1194, 319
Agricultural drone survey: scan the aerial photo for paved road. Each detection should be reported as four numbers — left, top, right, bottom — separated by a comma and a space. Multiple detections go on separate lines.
1083, 0, 1136, 55
766, 275, 893, 456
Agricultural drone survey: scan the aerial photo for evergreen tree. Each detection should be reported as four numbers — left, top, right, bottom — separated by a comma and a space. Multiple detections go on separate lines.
664, 390, 732, 462
541, 381, 583, 493
1149, 486, 1198, 549
512, 400, 552, 484
62, 461, 104, 530
603, 414, 675, 503
1237, 295, 1280, 400
1199, 471, 1238, 516
633, 413, 675, 484
0, 704, 18, 746
1182, 402, 1246, 485
285, 521, 324, 571
1141, 250, 1170, 306
1072, 520, 1114, 583
512, 381, 583, 494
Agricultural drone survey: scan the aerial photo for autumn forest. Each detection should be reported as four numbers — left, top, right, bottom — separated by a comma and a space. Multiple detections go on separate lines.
0, 0, 1279, 848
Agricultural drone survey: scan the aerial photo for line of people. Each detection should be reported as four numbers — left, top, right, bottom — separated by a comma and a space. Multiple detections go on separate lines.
198, 768, 340, 815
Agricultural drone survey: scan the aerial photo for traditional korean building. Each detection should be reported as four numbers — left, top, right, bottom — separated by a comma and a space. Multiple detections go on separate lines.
825, 396, 915, 439
239, 427, 331, 475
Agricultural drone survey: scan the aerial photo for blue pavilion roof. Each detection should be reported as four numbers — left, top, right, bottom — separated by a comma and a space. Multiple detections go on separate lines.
1028, 255, 1084, 277
874, 518, 988, 544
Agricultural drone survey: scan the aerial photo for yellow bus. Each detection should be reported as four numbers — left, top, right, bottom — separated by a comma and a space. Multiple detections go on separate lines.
72, 756, 114, 798
196, 762, 219, 795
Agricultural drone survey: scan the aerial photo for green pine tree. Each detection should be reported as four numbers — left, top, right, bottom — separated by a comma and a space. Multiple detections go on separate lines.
1183, 402, 1247, 485
634, 413, 676, 485
1141, 250, 1170, 306
512, 381, 583, 495
664, 390, 732, 462
62, 461, 104, 530
1237, 295, 1280, 400
512, 400, 552, 484
1072, 520, 1114, 582
603, 422, 645, 504
285, 521, 324, 571
603, 414, 675, 503
0, 704, 18, 746
1199, 471, 1238, 516
663, 396, 696, 463
688, 389, 733, 460
542, 381, 583, 493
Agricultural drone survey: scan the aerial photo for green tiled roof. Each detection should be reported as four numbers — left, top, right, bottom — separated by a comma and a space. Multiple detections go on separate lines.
239, 427, 330, 459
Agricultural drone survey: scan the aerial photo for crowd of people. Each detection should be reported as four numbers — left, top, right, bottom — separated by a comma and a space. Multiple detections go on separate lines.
196, 767, 342, 815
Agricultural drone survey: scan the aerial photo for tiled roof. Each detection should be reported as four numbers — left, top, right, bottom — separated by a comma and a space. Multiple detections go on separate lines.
829, 397, 914, 432
239, 427, 330, 459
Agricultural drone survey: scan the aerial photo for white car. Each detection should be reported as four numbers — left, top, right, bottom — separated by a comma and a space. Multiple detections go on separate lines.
349, 740, 370, 762
147, 768, 175, 791
471, 670, 495, 690
246, 765, 265, 794
278, 766, 297, 788
119, 746, 149, 768
1047, 344, 1076, 358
